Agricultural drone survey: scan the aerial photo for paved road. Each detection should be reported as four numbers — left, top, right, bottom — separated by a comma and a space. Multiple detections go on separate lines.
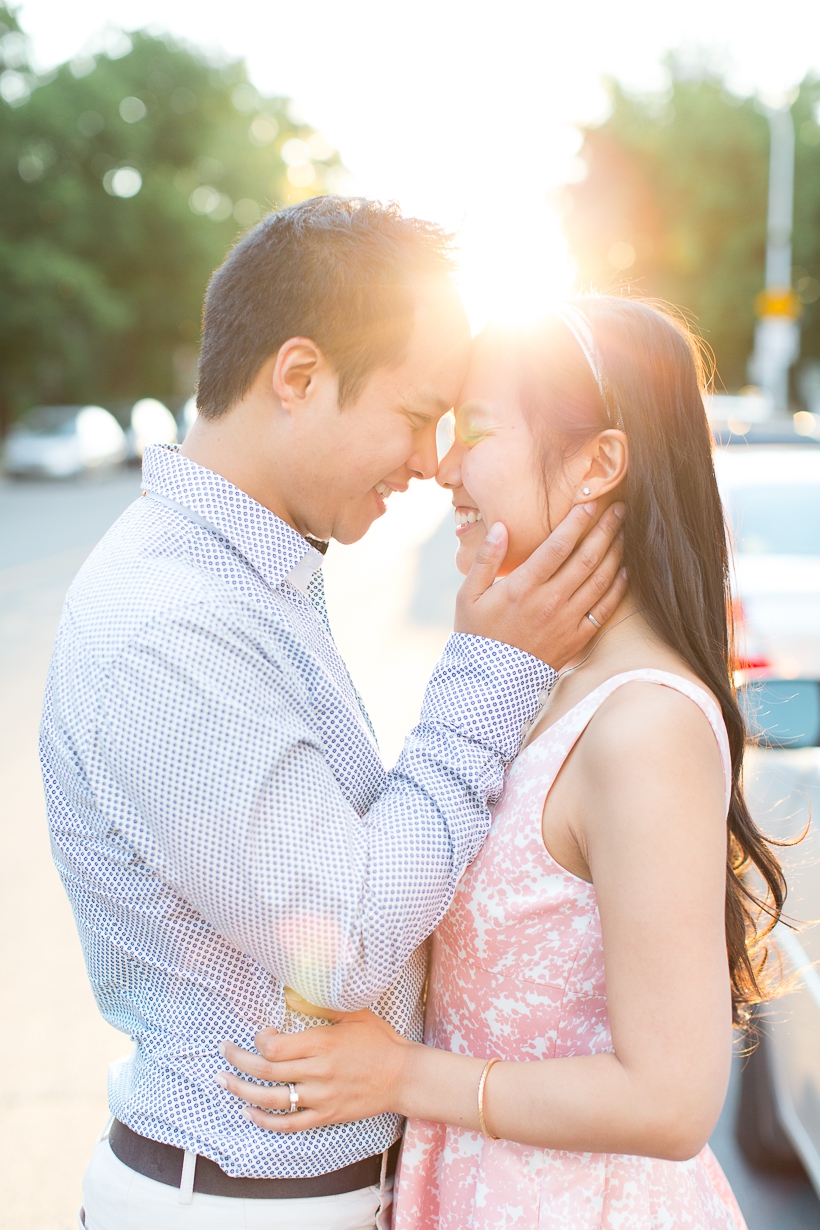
1, 469, 818, 1228
0, 471, 145, 1230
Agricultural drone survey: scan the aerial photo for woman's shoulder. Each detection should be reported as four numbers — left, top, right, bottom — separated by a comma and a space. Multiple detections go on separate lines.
577, 671, 727, 797
540, 665, 731, 887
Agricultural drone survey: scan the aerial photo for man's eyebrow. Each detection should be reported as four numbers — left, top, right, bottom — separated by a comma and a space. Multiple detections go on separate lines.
403, 391, 451, 417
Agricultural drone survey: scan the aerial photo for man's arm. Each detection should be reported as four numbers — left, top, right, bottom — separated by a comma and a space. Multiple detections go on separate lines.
91, 599, 550, 1011
92, 502, 625, 1012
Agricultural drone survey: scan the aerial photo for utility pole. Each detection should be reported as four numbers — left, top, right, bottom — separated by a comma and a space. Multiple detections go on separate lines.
749, 102, 800, 417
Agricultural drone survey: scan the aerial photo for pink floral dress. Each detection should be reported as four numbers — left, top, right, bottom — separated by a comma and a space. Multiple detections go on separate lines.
394, 670, 747, 1230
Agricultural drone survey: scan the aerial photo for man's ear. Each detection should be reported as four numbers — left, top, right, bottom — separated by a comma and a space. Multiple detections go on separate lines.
271, 337, 324, 414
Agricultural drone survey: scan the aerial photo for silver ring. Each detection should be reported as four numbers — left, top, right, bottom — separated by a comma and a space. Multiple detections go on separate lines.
288, 1082, 299, 1113
586, 612, 602, 630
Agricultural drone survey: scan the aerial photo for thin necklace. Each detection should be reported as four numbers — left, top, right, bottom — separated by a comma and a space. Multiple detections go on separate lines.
557, 609, 644, 681
520, 609, 646, 753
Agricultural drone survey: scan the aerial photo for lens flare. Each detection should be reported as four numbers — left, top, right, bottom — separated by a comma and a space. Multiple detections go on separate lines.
455, 201, 576, 334
275, 912, 346, 1002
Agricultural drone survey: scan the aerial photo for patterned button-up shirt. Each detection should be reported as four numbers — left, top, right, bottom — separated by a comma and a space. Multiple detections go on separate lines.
40, 445, 555, 1178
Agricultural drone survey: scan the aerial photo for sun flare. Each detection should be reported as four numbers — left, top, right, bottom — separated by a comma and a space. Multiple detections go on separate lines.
455, 201, 577, 335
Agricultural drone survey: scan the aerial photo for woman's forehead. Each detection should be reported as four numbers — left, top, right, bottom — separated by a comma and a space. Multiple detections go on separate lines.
459, 339, 520, 405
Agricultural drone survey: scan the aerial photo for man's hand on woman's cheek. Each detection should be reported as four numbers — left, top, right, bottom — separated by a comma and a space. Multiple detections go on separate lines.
456, 501, 627, 670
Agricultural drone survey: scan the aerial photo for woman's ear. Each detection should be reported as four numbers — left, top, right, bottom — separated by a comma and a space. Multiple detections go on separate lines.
574, 429, 628, 503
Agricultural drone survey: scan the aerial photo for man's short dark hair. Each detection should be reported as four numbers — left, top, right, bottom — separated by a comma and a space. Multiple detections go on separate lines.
196, 196, 455, 418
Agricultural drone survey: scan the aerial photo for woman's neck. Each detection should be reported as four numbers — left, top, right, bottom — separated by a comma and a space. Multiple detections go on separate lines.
523, 592, 703, 747
562, 593, 647, 673
549, 592, 699, 709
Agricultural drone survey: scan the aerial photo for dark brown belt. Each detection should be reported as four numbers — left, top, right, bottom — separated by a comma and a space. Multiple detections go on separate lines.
109, 1119, 400, 1199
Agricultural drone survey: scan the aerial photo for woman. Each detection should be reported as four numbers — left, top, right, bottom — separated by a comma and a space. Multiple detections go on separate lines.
220, 298, 786, 1228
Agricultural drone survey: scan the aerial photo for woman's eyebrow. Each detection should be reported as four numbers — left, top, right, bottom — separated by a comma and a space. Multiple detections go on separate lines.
456, 399, 492, 418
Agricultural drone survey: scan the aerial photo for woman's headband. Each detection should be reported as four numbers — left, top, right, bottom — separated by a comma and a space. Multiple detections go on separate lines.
554, 304, 625, 431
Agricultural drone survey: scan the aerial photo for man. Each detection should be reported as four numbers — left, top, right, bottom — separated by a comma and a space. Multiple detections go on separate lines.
41, 196, 625, 1229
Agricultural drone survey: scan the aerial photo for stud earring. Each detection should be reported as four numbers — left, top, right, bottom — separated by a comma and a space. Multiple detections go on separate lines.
582, 487, 591, 496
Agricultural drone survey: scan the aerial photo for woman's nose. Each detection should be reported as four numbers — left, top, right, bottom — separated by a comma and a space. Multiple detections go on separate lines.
436, 440, 463, 489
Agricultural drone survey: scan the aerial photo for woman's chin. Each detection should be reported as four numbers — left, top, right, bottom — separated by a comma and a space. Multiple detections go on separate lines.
455, 543, 476, 576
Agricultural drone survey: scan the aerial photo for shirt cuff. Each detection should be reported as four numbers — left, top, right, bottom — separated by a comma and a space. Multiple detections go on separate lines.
420, 633, 558, 763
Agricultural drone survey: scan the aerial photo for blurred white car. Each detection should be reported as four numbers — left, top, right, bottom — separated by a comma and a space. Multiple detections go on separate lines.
3, 405, 127, 478
129, 398, 178, 458
714, 443, 820, 748
181, 396, 198, 438
714, 435, 820, 1196
735, 746, 820, 1196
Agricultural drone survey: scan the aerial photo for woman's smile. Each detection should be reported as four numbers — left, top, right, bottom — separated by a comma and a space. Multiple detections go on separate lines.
454, 505, 483, 536
436, 339, 561, 576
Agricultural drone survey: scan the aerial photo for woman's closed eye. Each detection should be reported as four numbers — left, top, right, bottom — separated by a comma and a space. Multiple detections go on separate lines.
455, 399, 500, 446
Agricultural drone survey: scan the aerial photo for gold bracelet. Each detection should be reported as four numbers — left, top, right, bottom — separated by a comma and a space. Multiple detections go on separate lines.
477, 1057, 501, 1139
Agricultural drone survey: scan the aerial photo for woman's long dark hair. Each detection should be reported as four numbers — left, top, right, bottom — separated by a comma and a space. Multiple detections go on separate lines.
505, 296, 786, 1025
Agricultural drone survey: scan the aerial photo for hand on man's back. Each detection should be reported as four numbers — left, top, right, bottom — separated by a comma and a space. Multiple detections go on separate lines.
456, 501, 627, 670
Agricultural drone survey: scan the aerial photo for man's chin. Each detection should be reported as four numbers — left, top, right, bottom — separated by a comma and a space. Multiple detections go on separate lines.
329, 510, 383, 547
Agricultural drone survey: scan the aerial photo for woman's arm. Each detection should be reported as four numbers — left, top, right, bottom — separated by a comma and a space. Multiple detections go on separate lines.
220, 684, 733, 1161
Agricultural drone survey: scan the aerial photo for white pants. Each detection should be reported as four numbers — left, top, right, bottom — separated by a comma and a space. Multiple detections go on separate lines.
80, 1136, 393, 1230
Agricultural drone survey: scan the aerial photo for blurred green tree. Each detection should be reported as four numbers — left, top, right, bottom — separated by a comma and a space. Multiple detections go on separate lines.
0, 8, 346, 428
563, 62, 820, 391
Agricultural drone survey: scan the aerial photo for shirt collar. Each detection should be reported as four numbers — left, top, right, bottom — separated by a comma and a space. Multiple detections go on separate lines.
141, 445, 323, 592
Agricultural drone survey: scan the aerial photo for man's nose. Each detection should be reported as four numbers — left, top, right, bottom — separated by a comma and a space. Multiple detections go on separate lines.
407, 432, 440, 482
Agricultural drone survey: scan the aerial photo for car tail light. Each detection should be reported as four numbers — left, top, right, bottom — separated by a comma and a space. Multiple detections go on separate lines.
734, 655, 771, 672
730, 598, 771, 675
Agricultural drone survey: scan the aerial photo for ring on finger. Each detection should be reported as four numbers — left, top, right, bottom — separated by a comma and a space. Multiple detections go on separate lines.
288, 1082, 299, 1113
586, 612, 602, 630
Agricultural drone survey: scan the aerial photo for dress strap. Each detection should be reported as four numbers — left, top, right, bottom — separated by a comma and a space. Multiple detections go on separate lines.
529, 669, 733, 812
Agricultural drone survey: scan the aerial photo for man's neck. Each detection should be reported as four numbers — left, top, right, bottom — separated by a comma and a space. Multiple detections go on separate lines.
180, 416, 298, 531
